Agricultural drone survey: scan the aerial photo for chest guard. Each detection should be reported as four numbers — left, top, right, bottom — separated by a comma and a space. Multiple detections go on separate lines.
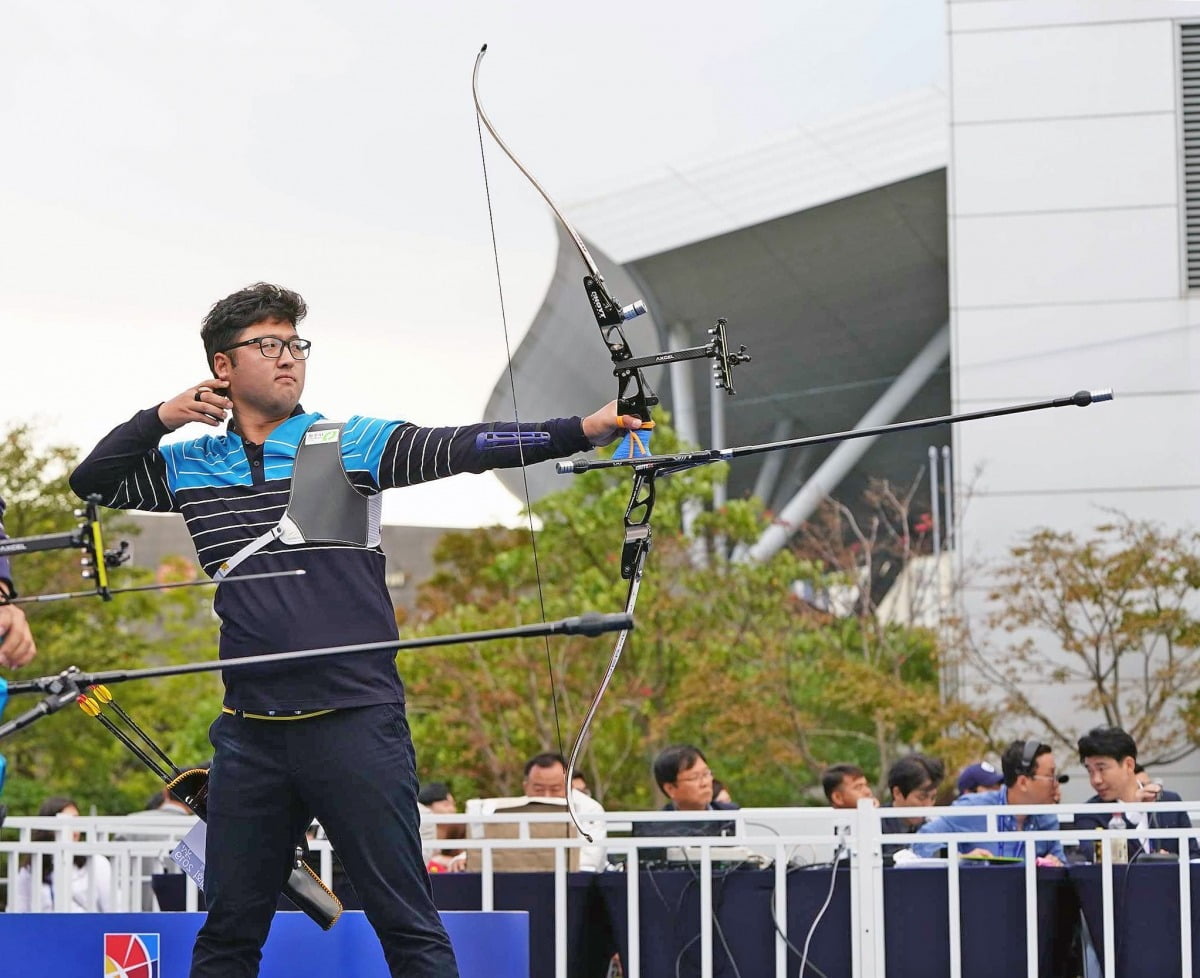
214, 421, 382, 581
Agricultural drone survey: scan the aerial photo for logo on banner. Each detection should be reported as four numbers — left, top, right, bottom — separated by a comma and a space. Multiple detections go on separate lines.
104, 932, 160, 977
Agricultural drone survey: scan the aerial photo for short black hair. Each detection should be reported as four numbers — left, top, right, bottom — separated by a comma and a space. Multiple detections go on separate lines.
417, 782, 452, 806
652, 744, 707, 792
523, 752, 567, 777
887, 754, 945, 797
1077, 726, 1138, 765
822, 763, 865, 803
1001, 740, 1053, 787
201, 283, 307, 372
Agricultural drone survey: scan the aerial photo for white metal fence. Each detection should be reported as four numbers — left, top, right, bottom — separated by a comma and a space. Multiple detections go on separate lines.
2, 801, 1197, 978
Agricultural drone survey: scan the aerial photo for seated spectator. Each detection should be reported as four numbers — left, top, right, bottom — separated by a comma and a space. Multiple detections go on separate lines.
426, 823, 467, 874
956, 761, 1004, 797
521, 752, 607, 871
912, 740, 1069, 864
711, 779, 734, 805
417, 781, 457, 860
822, 763, 877, 810
654, 745, 739, 815
1073, 725, 1198, 859
571, 773, 591, 797
13, 796, 112, 912
880, 754, 944, 863
632, 746, 740, 849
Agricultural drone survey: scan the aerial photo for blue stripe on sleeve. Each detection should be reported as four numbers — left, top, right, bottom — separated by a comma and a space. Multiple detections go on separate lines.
342, 416, 406, 486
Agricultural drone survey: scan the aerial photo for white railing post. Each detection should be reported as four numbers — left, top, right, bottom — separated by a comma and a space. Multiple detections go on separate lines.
946, 846, 962, 978
554, 847, 567, 978
1179, 850, 1192, 978
853, 798, 883, 978
1023, 839, 1038, 977
626, 846, 641, 978
699, 844, 713, 978
1100, 839, 1115, 978
481, 846, 494, 912
774, 842, 788, 978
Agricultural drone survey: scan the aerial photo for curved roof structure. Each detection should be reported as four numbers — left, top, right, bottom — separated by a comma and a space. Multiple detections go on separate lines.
485, 90, 951, 540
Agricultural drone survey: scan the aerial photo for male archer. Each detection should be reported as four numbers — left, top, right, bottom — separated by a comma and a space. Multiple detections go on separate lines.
71, 282, 641, 978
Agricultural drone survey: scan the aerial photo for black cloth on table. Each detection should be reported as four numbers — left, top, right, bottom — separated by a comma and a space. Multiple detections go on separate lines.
1071, 862, 1200, 978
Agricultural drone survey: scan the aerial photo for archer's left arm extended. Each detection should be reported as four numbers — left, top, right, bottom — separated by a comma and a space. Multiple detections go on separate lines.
372, 417, 591, 490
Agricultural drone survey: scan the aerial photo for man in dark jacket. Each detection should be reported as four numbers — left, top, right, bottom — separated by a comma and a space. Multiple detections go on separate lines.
1074, 725, 1198, 859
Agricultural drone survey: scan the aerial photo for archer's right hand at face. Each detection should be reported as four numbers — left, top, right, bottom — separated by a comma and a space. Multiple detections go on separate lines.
158, 381, 233, 431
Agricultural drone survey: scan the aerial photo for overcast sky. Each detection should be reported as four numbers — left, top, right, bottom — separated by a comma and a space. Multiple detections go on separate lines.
1, 0, 945, 527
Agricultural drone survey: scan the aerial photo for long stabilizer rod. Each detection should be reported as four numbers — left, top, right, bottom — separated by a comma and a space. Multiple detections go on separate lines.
557, 389, 1114, 476
0, 611, 633, 741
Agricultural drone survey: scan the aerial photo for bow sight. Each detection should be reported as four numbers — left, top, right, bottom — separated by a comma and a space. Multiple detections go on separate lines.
0, 495, 130, 602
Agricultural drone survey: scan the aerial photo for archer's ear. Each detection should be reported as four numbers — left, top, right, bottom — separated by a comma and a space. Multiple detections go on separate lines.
213, 352, 232, 383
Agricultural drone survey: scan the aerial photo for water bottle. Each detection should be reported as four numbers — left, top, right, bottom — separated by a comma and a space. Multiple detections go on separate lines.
1107, 812, 1129, 864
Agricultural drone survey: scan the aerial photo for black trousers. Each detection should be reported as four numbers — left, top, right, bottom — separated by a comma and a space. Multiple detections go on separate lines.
190, 705, 459, 978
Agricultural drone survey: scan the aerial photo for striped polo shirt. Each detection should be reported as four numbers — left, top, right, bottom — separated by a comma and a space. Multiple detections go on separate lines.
70, 405, 590, 713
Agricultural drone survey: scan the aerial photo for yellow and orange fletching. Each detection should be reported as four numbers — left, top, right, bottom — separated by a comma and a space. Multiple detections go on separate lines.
89, 684, 113, 704
77, 695, 102, 717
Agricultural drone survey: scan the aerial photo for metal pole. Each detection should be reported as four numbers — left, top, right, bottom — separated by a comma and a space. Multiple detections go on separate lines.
746, 324, 949, 562
929, 446, 942, 561
941, 445, 953, 550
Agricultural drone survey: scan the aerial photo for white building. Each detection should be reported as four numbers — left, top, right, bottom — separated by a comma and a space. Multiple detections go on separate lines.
949, 2, 1200, 798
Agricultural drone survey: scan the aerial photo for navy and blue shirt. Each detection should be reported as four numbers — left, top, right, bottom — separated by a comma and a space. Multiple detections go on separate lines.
70, 405, 590, 713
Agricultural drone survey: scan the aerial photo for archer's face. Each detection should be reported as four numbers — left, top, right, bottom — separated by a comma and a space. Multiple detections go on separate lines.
214, 317, 307, 420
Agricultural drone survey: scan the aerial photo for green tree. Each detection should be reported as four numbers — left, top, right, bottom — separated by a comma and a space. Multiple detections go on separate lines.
970, 516, 1200, 766
1, 424, 221, 815
400, 425, 978, 808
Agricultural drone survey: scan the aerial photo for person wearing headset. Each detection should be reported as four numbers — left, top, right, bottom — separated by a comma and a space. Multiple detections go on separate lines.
1074, 725, 1198, 859
911, 739, 1069, 864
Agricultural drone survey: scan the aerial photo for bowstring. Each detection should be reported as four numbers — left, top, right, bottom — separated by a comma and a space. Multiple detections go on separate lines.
475, 114, 568, 771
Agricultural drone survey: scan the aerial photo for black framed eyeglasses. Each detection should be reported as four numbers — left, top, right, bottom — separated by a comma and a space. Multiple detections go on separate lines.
221, 336, 312, 360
